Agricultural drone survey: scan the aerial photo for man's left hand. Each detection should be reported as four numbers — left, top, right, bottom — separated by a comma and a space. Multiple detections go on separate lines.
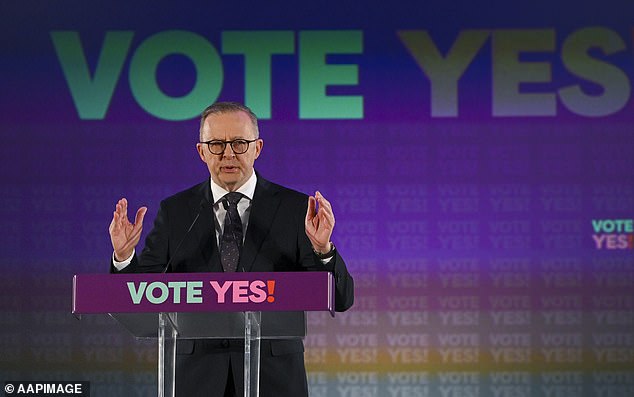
305, 191, 335, 254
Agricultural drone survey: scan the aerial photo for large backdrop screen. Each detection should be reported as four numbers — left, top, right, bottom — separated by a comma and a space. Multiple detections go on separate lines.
2, 1, 633, 396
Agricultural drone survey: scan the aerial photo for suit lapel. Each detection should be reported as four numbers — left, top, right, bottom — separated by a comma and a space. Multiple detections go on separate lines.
240, 177, 281, 272
189, 180, 222, 272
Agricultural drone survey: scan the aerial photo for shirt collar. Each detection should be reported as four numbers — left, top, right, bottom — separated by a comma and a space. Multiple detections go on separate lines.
210, 171, 257, 205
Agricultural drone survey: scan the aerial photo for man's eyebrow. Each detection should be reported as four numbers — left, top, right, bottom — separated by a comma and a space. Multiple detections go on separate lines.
207, 135, 249, 141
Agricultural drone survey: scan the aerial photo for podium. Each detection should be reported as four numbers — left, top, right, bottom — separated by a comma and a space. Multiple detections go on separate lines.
72, 272, 335, 397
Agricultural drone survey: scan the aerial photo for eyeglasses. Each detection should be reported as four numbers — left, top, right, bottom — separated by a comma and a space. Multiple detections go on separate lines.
199, 139, 258, 155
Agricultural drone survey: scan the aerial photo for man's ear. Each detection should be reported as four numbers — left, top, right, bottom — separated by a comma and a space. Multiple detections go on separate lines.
254, 139, 263, 159
196, 143, 206, 162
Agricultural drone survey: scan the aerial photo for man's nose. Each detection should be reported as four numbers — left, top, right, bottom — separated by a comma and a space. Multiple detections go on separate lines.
222, 143, 236, 157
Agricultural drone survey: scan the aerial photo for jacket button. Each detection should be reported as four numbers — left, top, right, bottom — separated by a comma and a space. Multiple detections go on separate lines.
222, 340, 230, 347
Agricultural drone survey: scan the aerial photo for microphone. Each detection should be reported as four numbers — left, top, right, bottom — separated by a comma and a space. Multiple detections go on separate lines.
162, 199, 209, 273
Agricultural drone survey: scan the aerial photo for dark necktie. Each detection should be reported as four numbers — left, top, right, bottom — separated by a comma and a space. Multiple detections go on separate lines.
220, 192, 243, 272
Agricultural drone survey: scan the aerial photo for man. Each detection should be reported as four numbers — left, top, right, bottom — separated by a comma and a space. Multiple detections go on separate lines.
109, 102, 354, 396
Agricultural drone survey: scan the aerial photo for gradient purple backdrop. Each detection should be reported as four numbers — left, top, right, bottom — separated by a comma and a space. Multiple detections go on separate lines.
1, 1, 633, 396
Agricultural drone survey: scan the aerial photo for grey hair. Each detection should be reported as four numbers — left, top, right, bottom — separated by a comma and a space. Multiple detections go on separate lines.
199, 102, 259, 141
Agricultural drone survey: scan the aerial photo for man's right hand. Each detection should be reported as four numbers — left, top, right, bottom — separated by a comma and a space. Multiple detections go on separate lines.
109, 198, 147, 261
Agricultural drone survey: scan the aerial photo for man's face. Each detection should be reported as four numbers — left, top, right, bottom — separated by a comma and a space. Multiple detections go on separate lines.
196, 111, 263, 192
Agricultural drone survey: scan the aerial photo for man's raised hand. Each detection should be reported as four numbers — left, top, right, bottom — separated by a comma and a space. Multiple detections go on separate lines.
109, 198, 147, 261
305, 191, 335, 254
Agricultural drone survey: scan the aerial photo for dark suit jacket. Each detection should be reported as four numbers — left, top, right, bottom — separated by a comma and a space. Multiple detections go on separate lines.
112, 174, 354, 396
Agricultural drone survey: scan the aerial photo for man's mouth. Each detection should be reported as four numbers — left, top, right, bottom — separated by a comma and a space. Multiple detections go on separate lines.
221, 166, 239, 173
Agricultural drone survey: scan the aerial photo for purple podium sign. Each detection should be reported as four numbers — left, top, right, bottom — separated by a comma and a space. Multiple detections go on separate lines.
72, 272, 334, 315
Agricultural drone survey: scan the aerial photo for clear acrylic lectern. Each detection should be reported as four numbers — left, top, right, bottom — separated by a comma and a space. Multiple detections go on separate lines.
111, 311, 306, 397
72, 272, 334, 397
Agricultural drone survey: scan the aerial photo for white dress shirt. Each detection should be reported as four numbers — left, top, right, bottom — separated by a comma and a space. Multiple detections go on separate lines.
210, 171, 257, 246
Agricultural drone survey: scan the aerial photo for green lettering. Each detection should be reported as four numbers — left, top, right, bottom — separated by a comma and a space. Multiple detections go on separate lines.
398, 30, 489, 117
187, 281, 203, 304
592, 219, 604, 233
492, 29, 556, 116
51, 31, 133, 119
559, 27, 629, 117
127, 281, 147, 305
299, 30, 363, 119
129, 30, 223, 121
223, 31, 295, 119
146, 282, 168, 304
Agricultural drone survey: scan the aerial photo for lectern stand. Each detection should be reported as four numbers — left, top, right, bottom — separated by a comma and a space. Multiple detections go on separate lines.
73, 272, 335, 397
